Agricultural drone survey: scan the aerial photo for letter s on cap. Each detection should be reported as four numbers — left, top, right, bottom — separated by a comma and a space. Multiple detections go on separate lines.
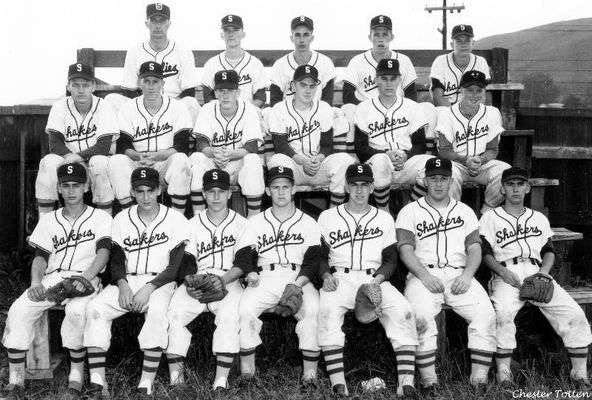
141, 170, 147, 178
357, 165, 363, 173
213, 171, 218, 180
67, 165, 74, 174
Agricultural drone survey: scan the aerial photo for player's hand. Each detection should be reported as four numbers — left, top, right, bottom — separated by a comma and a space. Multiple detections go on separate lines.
466, 157, 482, 177
27, 284, 47, 302
302, 156, 318, 176
118, 283, 134, 310
450, 273, 472, 295
388, 150, 407, 171
186, 285, 203, 300
246, 272, 260, 287
62, 153, 84, 164
213, 149, 230, 169
420, 274, 445, 294
139, 152, 156, 167
500, 270, 522, 288
131, 284, 155, 313
322, 275, 339, 292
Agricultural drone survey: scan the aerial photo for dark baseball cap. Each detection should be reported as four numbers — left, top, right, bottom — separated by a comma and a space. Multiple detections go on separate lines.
293, 64, 320, 84
460, 70, 487, 88
502, 167, 529, 183
139, 61, 164, 80
68, 63, 94, 81
57, 163, 87, 184
146, 3, 170, 19
425, 157, 452, 177
203, 169, 230, 191
267, 166, 294, 185
221, 14, 243, 29
346, 163, 374, 184
370, 15, 392, 30
131, 167, 159, 189
451, 24, 474, 39
291, 15, 314, 30
214, 70, 239, 90
376, 59, 400, 77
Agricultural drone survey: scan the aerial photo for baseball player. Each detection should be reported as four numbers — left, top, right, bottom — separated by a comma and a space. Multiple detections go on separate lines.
201, 15, 268, 108
190, 69, 264, 217
355, 58, 433, 212
84, 167, 189, 398
480, 167, 592, 386
396, 157, 496, 393
430, 24, 491, 107
36, 63, 118, 216
269, 15, 336, 106
105, 3, 200, 123
318, 163, 419, 399
238, 166, 321, 390
2, 163, 111, 400
436, 70, 510, 215
267, 65, 354, 208
108, 61, 192, 214
166, 169, 255, 392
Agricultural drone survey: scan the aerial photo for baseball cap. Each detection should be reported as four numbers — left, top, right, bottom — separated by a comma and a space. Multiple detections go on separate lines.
502, 167, 529, 183
221, 14, 243, 29
67, 63, 94, 81
214, 70, 239, 90
146, 3, 170, 19
460, 70, 487, 88
291, 15, 314, 31
266, 166, 294, 185
293, 65, 320, 84
139, 61, 164, 80
370, 15, 392, 30
346, 163, 374, 184
131, 167, 160, 189
425, 157, 452, 177
451, 24, 474, 39
203, 169, 230, 191
57, 163, 87, 184
376, 59, 400, 77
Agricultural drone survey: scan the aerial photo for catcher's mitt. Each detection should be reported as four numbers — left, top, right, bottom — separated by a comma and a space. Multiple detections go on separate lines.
354, 283, 383, 324
519, 272, 554, 303
274, 283, 303, 317
184, 273, 227, 303
45, 275, 95, 304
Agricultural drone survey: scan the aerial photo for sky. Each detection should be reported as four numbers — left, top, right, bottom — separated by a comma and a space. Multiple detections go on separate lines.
1, 0, 591, 105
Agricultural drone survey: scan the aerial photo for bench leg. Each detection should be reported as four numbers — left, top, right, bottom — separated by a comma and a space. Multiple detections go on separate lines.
25, 310, 64, 380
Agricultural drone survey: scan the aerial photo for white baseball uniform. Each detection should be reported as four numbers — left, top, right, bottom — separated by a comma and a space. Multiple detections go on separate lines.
430, 53, 490, 105
190, 99, 264, 197
167, 210, 255, 356
36, 96, 118, 204
317, 205, 418, 349
395, 197, 496, 353
239, 208, 321, 351
480, 207, 592, 349
2, 207, 112, 351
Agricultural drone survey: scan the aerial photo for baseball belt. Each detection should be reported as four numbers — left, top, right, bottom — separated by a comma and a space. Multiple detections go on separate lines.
258, 263, 299, 272
427, 264, 462, 269
50, 269, 85, 274
128, 272, 159, 276
330, 266, 376, 275
500, 257, 541, 267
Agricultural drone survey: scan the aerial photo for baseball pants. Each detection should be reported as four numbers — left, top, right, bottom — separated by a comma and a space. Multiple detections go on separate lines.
239, 268, 319, 351
405, 266, 497, 353
490, 261, 592, 349
105, 94, 200, 125
366, 153, 434, 189
83, 276, 176, 351
318, 269, 418, 349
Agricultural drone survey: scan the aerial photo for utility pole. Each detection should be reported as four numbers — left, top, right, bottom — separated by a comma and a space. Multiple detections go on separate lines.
425, 1, 465, 49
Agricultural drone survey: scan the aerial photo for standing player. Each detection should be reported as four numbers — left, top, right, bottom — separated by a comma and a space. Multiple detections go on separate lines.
318, 163, 419, 398
190, 70, 264, 217
436, 70, 509, 215
108, 61, 192, 214
268, 65, 354, 208
166, 169, 255, 392
396, 157, 496, 393
480, 167, 592, 386
2, 164, 111, 400
36, 63, 118, 216
201, 15, 268, 108
355, 59, 433, 212
430, 24, 490, 107
84, 167, 189, 398
238, 166, 321, 390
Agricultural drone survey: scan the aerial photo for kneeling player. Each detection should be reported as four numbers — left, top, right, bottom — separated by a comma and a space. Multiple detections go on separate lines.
480, 167, 592, 386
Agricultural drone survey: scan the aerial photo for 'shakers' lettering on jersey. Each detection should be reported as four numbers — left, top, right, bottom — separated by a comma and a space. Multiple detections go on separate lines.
495, 225, 543, 245
197, 235, 236, 259
455, 124, 489, 144
368, 116, 410, 136
258, 231, 305, 253
417, 216, 465, 239
363, 75, 377, 92
445, 81, 458, 94
239, 74, 252, 85
287, 120, 320, 140
65, 124, 97, 140
123, 231, 169, 249
329, 226, 384, 247
134, 122, 173, 139
212, 130, 243, 147
162, 61, 179, 78
52, 229, 96, 250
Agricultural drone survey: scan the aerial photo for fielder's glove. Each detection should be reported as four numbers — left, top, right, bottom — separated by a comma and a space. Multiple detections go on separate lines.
519, 272, 554, 303
354, 283, 382, 324
45, 275, 95, 304
184, 273, 228, 304
274, 283, 303, 317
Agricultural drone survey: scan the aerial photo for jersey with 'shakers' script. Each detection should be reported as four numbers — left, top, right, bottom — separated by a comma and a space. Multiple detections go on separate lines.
29, 207, 112, 274
46, 96, 119, 153
479, 206, 554, 263
318, 205, 396, 271
118, 95, 192, 152
355, 96, 427, 151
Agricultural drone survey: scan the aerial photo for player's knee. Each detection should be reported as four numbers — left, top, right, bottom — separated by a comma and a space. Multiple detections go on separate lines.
88, 155, 109, 172
267, 153, 291, 168
108, 154, 128, 173
39, 154, 63, 172
243, 153, 263, 167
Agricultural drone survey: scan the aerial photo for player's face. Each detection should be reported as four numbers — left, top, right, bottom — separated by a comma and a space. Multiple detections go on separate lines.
290, 26, 314, 51
346, 181, 373, 207
67, 79, 95, 106
215, 88, 240, 110
204, 187, 231, 213
132, 185, 160, 212
501, 179, 530, 205
460, 85, 484, 107
424, 175, 451, 202
266, 178, 296, 208
376, 75, 401, 98
451, 34, 474, 56
292, 78, 318, 104
368, 27, 394, 53
145, 15, 171, 39
140, 76, 164, 101
221, 26, 245, 48
57, 181, 86, 206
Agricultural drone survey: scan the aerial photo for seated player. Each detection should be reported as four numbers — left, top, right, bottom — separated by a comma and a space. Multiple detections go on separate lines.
189, 70, 264, 217
238, 166, 321, 391
480, 167, 592, 386
36, 63, 117, 216
108, 61, 192, 214
166, 169, 255, 392
436, 70, 510, 215
2, 164, 111, 400
83, 167, 188, 398
318, 163, 419, 399
396, 157, 496, 394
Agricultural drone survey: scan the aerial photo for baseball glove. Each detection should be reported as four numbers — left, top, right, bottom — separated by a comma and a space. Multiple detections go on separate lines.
519, 272, 554, 303
45, 275, 95, 304
274, 283, 303, 317
354, 283, 383, 324
184, 273, 227, 304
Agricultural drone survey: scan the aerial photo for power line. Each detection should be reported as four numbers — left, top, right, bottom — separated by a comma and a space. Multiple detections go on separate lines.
424, 0, 465, 50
